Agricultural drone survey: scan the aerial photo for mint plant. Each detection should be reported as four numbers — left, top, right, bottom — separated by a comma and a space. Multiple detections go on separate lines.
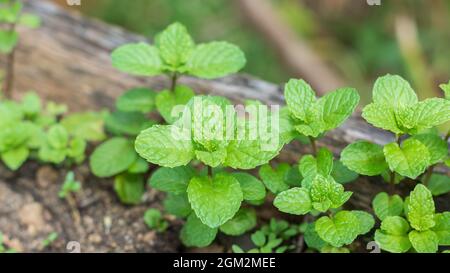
232, 219, 300, 253
111, 22, 246, 124
0, 0, 40, 98
58, 171, 81, 199
137, 95, 281, 247
373, 184, 449, 253
341, 75, 450, 190
143, 208, 169, 233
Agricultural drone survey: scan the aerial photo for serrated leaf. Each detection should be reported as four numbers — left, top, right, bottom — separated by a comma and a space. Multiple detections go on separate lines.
431, 212, 450, 246
105, 111, 156, 136
341, 141, 388, 176
231, 172, 266, 201
219, 208, 257, 236
352, 210, 375, 235
61, 112, 106, 142
1, 146, 28, 170
331, 160, 358, 184
116, 88, 157, 113
284, 79, 315, 121
372, 74, 418, 109
440, 81, 450, 100
403, 98, 450, 132
135, 125, 194, 168
409, 230, 439, 253
362, 103, 402, 134
46, 125, 69, 149
316, 87, 360, 130
21, 92, 41, 117
304, 223, 327, 251
299, 147, 333, 180
383, 138, 431, 179
274, 187, 312, 215
380, 216, 410, 235
155, 22, 194, 68
195, 148, 227, 168
315, 211, 360, 247
186, 41, 246, 79
408, 184, 435, 231
163, 193, 192, 218
426, 174, 450, 196
258, 163, 290, 194
411, 134, 447, 165
155, 85, 195, 124
310, 175, 352, 212
187, 173, 243, 228
113, 173, 144, 205
180, 214, 218, 247
111, 43, 162, 76
225, 138, 281, 170
374, 229, 411, 253
89, 137, 137, 177
148, 166, 196, 195
372, 192, 404, 221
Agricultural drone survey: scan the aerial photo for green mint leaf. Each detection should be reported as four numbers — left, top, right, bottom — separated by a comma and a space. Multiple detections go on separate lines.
143, 208, 168, 232
316, 87, 360, 131
251, 230, 266, 247
431, 212, 450, 246
310, 175, 352, 212
38, 145, 66, 164
219, 208, 257, 236
149, 166, 196, 195
113, 173, 144, 205
274, 187, 312, 215
1, 146, 28, 171
105, 111, 156, 136
89, 137, 137, 177
331, 160, 359, 184
21, 92, 41, 117
372, 192, 404, 221
299, 147, 333, 180
408, 230, 439, 253
284, 165, 303, 187
341, 141, 388, 176
284, 79, 315, 121
135, 125, 194, 168
187, 173, 243, 228
163, 193, 192, 218
381, 216, 410, 235
231, 172, 266, 201
374, 216, 411, 253
407, 184, 435, 231
67, 138, 87, 164
116, 88, 157, 113
46, 125, 69, 149
372, 74, 418, 109
362, 103, 402, 134
61, 112, 106, 142
186, 41, 246, 79
155, 22, 195, 68
180, 214, 218, 247
195, 148, 227, 168
111, 43, 162, 76
411, 134, 448, 165
258, 164, 290, 194
127, 157, 149, 174
426, 174, 450, 196
155, 85, 195, 124
304, 222, 327, 251
383, 138, 431, 179
397, 98, 450, 133
225, 138, 281, 170
315, 211, 360, 247
320, 246, 350, 253
352, 210, 375, 235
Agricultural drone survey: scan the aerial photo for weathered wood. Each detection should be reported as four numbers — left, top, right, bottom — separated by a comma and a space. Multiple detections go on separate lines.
0, 0, 447, 253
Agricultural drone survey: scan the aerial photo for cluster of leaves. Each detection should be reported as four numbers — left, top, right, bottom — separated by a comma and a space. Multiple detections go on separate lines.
0, 92, 103, 170
143, 208, 169, 233
373, 185, 449, 253
58, 171, 81, 199
0, 0, 40, 54
232, 219, 300, 253
341, 75, 449, 185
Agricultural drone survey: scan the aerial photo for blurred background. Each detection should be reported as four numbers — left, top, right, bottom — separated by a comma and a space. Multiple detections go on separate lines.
51, 0, 450, 104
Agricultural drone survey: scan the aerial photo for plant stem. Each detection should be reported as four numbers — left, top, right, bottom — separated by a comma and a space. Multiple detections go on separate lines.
207, 165, 213, 177
308, 136, 317, 156
389, 134, 402, 187
170, 72, 178, 92
3, 23, 16, 99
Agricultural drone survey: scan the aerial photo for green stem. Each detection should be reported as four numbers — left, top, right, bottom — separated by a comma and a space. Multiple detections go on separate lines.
207, 165, 213, 177
389, 134, 402, 187
170, 72, 178, 92
308, 136, 317, 156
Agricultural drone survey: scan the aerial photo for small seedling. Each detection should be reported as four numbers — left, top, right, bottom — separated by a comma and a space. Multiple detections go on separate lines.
58, 171, 81, 199
0, 0, 41, 98
41, 232, 58, 249
143, 208, 169, 233
373, 184, 449, 253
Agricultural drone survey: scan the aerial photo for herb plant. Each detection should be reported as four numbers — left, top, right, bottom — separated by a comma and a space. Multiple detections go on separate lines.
58, 171, 81, 199
0, 0, 40, 98
143, 208, 169, 233
373, 184, 449, 253
341, 75, 450, 191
